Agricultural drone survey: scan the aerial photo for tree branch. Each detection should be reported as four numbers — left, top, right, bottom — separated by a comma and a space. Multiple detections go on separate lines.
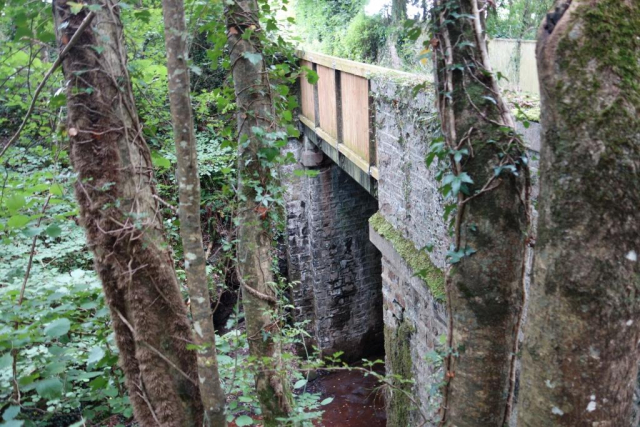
0, 11, 96, 158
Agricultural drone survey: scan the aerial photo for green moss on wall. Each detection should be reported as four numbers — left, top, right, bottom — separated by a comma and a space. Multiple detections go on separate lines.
384, 321, 414, 427
369, 212, 445, 300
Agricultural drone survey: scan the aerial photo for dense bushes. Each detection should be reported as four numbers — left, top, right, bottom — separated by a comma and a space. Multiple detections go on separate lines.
336, 13, 386, 62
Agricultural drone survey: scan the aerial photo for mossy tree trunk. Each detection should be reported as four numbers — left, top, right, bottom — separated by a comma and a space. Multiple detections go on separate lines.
161, 0, 227, 425
517, 1, 640, 425
225, 1, 293, 425
53, 1, 203, 425
432, 1, 530, 425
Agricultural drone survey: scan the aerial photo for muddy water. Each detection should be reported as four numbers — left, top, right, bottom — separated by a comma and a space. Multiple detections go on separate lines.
312, 365, 386, 427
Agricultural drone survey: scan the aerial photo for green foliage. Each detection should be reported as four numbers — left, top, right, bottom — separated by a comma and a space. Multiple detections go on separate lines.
0, 150, 128, 426
295, 0, 368, 56
486, 0, 554, 39
336, 13, 386, 62
0, 0, 337, 424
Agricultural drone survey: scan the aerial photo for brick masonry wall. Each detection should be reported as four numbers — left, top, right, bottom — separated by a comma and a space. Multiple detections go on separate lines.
370, 74, 542, 425
285, 71, 543, 425
283, 139, 384, 362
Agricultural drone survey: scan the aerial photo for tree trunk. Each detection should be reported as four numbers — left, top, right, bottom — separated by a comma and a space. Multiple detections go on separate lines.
225, 1, 293, 425
432, 1, 530, 425
52, 1, 203, 425
517, 1, 640, 425
392, 0, 407, 23
161, 0, 227, 425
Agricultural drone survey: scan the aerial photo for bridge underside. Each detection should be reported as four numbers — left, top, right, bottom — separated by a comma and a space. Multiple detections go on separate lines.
283, 137, 384, 362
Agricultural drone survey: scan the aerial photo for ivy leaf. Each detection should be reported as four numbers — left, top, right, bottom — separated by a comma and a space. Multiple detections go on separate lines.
50, 184, 64, 196
447, 245, 477, 264
457, 40, 475, 49
151, 152, 171, 170
44, 318, 71, 338
242, 52, 262, 65
22, 226, 44, 237
50, 93, 67, 108
276, 84, 289, 96
0, 353, 12, 369
235, 415, 254, 426
482, 96, 497, 105
67, 2, 84, 14
320, 397, 334, 405
189, 64, 202, 76
45, 224, 62, 238
407, 27, 421, 41
293, 379, 307, 389
411, 82, 427, 97
87, 346, 105, 365
496, 71, 509, 82
2, 406, 20, 421
303, 67, 319, 85
35, 378, 63, 399
286, 124, 300, 138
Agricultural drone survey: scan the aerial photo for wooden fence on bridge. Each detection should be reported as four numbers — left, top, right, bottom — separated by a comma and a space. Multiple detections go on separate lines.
298, 51, 425, 181
298, 42, 538, 184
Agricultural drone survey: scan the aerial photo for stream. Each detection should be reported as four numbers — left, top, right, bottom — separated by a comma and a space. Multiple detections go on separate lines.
311, 363, 387, 427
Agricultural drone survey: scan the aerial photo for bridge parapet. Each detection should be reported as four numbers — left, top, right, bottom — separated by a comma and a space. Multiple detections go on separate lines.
298, 50, 431, 191
290, 51, 542, 425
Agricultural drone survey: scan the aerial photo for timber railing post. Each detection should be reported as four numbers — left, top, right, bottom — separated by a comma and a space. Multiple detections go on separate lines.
312, 62, 320, 129
368, 80, 377, 178
336, 70, 343, 146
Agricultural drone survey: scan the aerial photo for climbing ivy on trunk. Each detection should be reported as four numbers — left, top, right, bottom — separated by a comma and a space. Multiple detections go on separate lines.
225, 0, 294, 424
52, 1, 203, 425
430, 0, 531, 425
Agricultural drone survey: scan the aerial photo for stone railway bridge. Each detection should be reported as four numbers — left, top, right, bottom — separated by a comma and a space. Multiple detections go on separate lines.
281, 51, 541, 425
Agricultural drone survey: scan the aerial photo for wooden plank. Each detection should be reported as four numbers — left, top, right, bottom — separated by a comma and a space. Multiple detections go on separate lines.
368, 80, 376, 167
518, 41, 539, 95
341, 73, 370, 163
317, 65, 338, 139
316, 126, 338, 149
299, 114, 315, 132
299, 50, 429, 81
370, 166, 379, 180
300, 60, 315, 122
339, 143, 370, 175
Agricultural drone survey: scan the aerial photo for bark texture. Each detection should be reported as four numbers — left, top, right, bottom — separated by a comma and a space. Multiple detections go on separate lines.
432, 1, 530, 425
392, 0, 408, 23
161, 0, 227, 425
517, 1, 640, 425
225, 1, 293, 425
53, 1, 203, 425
